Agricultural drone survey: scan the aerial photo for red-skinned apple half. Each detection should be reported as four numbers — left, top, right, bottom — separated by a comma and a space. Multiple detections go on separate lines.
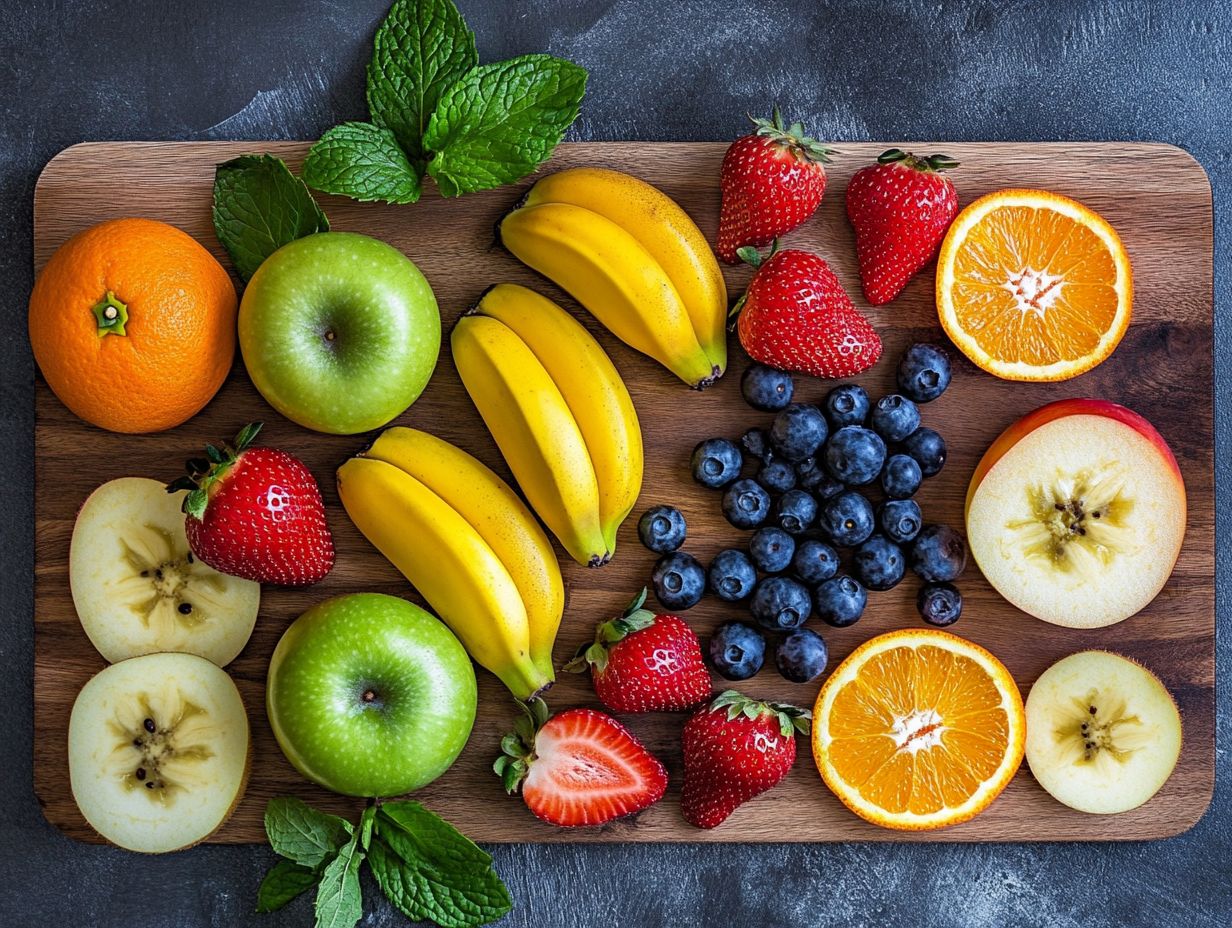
965, 399, 1186, 629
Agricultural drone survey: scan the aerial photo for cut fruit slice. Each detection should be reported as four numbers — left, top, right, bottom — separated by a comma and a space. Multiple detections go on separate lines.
812, 629, 1025, 830
70, 477, 261, 665
1025, 650, 1182, 814
936, 189, 1132, 382
68, 651, 250, 852
966, 400, 1186, 629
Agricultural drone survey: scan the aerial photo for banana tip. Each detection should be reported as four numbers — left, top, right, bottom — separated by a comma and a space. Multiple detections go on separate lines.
693, 365, 725, 391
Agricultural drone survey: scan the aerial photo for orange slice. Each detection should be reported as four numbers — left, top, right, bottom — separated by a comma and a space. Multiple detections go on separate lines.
936, 189, 1132, 382
812, 629, 1025, 830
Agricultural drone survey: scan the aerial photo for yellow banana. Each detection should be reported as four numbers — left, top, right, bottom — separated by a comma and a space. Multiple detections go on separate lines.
475, 284, 643, 556
451, 314, 609, 567
336, 457, 550, 699
498, 201, 719, 388
523, 166, 728, 376
362, 426, 565, 680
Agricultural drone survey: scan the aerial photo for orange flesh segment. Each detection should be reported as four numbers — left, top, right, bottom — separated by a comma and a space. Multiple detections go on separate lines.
949, 205, 1121, 366
827, 645, 1012, 815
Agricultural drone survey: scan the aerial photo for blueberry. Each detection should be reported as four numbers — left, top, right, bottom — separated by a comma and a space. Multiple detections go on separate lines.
853, 535, 906, 591
749, 576, 812, 631
870, 394, 921, 443
770, 403, 828, 462
707, 549, 758, 602
897, 343, 952, 403
878, 499, 923, 545
691, 438, 743, 489
774, 489, 818, 534
823, 384, 870, 428
917, 582, 963, 626
756, 458, 797, 494
881, 454, 923, 499
741, 364, 794, 411
652, 551, 706, 610
708, 621, 766, 681
803, 471, 846, 500
748, 526, 795, 574
911, 524, 968, 582
792, 539, 839, 585
819, 490, 875, 547
814, 575, 867, 627
795, 455, 820, 479
775, 629, 829, 683
823, 427, 886, 486
740, 428, 772, 462
721, 478, 771, 529
637, 505, 687, 553
901, 427, 947, 477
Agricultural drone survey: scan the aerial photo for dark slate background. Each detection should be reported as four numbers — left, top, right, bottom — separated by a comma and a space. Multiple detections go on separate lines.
0, 1, 1227, 925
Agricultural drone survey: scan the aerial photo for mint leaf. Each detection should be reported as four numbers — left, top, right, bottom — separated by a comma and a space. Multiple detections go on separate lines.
371, 803, 511, 928
264, 797, 352, 870
359, 804, 377, 851
424, 54, 587, 196
314, 831, 364, 928
256, 859, 318, 913
212, 154, 329, 282
367, 0, 477, 171
303, 122, 422, 204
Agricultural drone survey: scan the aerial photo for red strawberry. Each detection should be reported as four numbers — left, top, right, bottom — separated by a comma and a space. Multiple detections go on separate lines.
846, 149, 960, 305
563, 589, 710, 714
167, 422, 334, 586
681, 691, 811, 828
735, 247, 882, 378
716, 107, 834, 263
495, 701, 667, 827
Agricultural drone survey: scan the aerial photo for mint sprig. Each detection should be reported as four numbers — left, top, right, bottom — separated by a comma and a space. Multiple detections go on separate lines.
304, 0, 586, 204
256, 797, 511, 928
212, 154, 329, 282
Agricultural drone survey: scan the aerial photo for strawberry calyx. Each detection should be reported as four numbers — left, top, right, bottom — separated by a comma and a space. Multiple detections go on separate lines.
708, 689, 813, 738
493, 697, 551, 794
750, 106, 834, 164
562, 588, 657, 674
166, 421, 263, 521
876, 148, 960, 173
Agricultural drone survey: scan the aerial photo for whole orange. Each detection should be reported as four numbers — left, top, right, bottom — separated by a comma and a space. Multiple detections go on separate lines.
29, 217, 237, 433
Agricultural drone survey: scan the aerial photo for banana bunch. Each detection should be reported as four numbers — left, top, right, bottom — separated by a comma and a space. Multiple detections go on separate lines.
452, 283, 643, 567
337, 426, 563, 699
499, 167, 728, 388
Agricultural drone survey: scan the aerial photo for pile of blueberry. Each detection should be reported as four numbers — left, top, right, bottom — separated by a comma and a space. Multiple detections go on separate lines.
637, 344, 967, 685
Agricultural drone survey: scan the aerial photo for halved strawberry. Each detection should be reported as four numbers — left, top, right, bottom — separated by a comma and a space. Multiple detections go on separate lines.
494, 700, 667, 827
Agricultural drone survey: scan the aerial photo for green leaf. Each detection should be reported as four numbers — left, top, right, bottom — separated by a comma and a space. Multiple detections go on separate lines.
212, 154, 329, 282
264, 797, 352, 870
360, 804, 376, 851
424, 54, 587, 196
314, 831, 364, 928
367, 0, 477, 172
370, 808, 512, 928
256, 859, 319, 913
303, 122, 422, 205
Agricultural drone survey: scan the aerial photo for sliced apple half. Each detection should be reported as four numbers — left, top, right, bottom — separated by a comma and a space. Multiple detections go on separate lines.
966, 400, 1186, 628
68, 651, 251, 852
70, 477, 261, 665
1025, 650, 1182, 814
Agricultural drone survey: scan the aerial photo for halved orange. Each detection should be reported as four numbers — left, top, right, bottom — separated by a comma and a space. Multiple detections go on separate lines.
812, 629, 1025, 830
936, 189, 1132, 382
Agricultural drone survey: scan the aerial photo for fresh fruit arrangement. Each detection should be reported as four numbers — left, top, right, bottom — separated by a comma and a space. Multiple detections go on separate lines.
500, 168, 727, 387
452, 284, 643, 565
643, 345, 968, 686
338, 427, 561, 699
35, 8, 1201, 921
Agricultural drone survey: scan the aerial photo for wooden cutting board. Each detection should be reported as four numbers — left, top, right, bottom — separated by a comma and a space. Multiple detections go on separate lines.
32, 141, 1214, 843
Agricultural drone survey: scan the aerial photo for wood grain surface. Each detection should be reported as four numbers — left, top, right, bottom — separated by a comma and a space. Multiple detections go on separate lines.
31, 141, 1213, 844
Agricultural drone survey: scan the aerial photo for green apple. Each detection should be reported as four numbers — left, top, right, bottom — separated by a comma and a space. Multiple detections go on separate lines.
267, 592, 476, 797
239, 232, 440, 434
